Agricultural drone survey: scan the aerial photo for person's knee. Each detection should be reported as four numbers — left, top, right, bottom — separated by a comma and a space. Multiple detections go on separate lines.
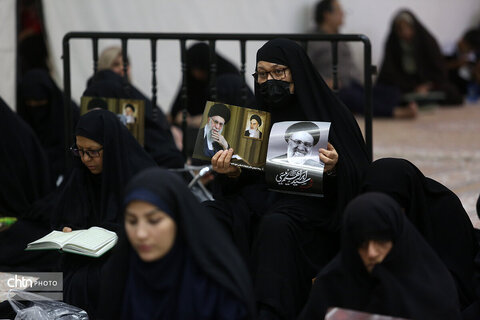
258, 213, 295, 239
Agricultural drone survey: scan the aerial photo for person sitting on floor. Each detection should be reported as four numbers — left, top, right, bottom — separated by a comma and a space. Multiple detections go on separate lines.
299, 192, 462, 320
96, 167, 255, 319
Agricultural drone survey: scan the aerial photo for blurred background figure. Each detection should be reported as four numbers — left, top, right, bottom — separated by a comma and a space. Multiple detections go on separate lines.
377, 9, 464, 107
169, 42, 255, 158
18, 69, 79, 184
445, 28, 480, 102
308, 0, 418, 119
84, 47, 185, 168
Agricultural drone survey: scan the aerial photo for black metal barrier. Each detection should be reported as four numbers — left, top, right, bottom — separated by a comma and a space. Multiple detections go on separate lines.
62, 32, 374, 169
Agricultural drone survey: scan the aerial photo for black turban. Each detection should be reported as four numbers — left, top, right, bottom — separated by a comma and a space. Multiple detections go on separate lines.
250, 114, 262, 127
207, 103, 231, 123
284, 121, 320, 145
87, 98, 108, 110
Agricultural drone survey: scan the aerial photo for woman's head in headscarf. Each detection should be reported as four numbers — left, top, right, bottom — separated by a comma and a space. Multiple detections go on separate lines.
254, 39, 296, 110
186, 42, 239, 82
360, 158, 430, 231
394, 10, 416, 42
342, 192, 403, 273
98, 46, 130, 79
253, 38, 335, 119
19, 69, 54, 127
75, 111, 106, 175
73, 109, 154, 177
124, 188, 178, 262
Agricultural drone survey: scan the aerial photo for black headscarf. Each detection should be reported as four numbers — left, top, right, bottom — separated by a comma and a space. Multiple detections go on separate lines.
170, 42, 250, 120
18, 68, 80, 180
51, 109, 157, 231
97, 168, 255, 319
84, 69, 184, 168
0, 97, 54, 218
361, 158, 479, 310
377, 9, 458, 100
299, 192, 462, 320
255, 38, 370, 227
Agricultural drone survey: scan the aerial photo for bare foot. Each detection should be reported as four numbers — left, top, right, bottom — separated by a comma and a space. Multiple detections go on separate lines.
393, 102, 418, 119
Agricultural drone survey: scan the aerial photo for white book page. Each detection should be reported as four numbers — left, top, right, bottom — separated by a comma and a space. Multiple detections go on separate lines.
27, 230, 83, 248
64, 227, 117, 252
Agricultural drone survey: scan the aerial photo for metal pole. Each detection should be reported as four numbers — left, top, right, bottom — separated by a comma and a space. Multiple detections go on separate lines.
62, 36, 73, 170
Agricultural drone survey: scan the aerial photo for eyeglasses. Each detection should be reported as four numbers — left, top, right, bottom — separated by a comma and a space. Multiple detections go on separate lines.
70, 146, 103, 158
289, 139, 313, 148
252, 68, 289, 82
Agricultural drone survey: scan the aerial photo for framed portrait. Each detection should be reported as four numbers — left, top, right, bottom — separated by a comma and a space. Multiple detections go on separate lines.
80, 96, 145, 146
265, 121, 331, 197
243, 111, 265, 141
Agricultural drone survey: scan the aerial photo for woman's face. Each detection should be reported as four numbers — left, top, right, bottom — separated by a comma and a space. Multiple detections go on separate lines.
256, 61, 294, 93
357, 240, 393, 273
110, 54, 131, 78
395, 20, 415, 42
125, 200, 177, 262
75, 136, 103, 174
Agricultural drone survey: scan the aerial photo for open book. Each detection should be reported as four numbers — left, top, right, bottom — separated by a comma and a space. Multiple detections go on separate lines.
25, 226, 118, 258
325, 307, 410, 320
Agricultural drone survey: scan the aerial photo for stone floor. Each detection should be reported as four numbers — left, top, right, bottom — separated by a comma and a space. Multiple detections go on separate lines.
356, 102, 480, 228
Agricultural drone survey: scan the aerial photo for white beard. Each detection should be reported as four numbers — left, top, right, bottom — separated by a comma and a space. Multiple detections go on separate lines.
248, 129, 260, 138
287, 155, 307, 165
287, 146, 309, 165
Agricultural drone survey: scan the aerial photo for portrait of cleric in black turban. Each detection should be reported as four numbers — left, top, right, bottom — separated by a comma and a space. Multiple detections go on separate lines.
244, 113, 264, 140
270, 121, 323, 168
193, 103, 231, 158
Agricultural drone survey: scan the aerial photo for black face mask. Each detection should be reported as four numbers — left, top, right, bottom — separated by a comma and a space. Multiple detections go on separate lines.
258, 79, 293, 109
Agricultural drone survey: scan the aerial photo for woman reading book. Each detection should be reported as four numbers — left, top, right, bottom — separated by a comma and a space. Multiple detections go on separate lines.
298, 192, 462, 320
96, 167, 255, 319
206, 38, 370, 319
51, 109, 156, 316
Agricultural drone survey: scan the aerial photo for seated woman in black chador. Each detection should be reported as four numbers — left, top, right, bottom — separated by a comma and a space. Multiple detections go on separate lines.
361, 158, 480, 316
96, 167, 255, 319
0, 97, 59, 273
51, 109, 157, 316
299, 192, 462, 320
377, 9, 463, 106
206, 38, 370, 319
18, 68, 80, 182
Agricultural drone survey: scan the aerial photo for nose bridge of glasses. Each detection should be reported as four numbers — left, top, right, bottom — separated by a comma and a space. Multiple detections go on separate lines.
80, 150, 92, 159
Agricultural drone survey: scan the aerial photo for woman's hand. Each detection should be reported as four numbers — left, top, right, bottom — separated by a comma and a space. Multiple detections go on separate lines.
211, 148, 241, 177
319, 143, 339, 173
63, 227, 72, 233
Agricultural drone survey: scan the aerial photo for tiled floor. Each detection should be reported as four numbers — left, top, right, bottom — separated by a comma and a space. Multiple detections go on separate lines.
356, 102, 480, 227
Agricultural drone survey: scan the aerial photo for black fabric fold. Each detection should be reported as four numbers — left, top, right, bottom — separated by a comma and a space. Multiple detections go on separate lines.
299, 192, 462, 320
361, 157, 480, 311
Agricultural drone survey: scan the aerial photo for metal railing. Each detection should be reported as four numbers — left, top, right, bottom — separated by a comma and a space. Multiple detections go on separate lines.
62, 32, 374, 168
